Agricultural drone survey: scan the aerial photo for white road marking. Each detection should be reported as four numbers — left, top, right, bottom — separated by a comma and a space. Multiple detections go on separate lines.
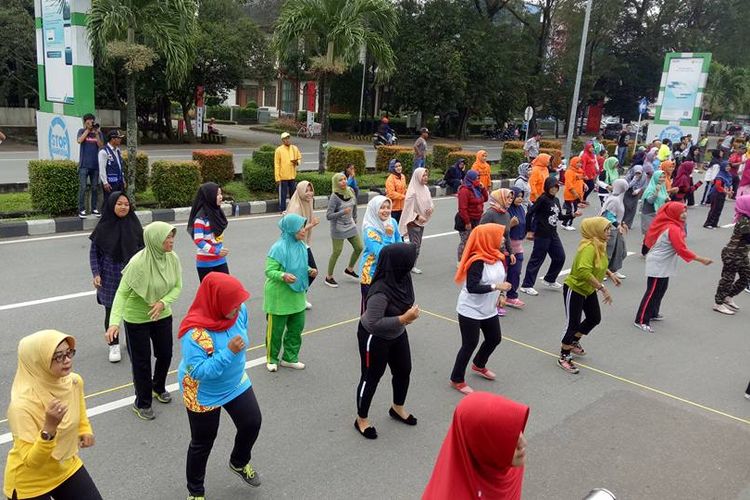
0, 291, 96, 311
554, 252, 636, 279
720, 223, 735, 228
0, 356, 267, 445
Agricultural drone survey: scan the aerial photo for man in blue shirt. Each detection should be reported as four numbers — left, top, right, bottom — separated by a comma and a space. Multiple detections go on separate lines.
77, 113, 104, 218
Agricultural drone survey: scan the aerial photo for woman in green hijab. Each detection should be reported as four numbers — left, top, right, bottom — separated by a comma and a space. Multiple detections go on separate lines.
324, 172, 363, 288
106, 221, 183, 421
596, 156, 620, 207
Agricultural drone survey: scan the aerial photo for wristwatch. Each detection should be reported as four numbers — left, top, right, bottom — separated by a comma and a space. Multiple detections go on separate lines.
40, 430, 55, 441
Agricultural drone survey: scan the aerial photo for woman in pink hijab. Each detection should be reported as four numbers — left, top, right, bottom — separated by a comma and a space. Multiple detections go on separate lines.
423, 392, 529, 500
399, 167, 434, 274
736, 159, 750, 198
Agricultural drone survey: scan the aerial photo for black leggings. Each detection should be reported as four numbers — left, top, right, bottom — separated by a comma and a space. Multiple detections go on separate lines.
356, 324, 411, 419
186, 387, 262, 496
635, 276, 669, 325
104, 306, 118, 346
11, 465, 102, 500
450, 314, 501, 383
197, 263, 230, 282
561, 284, 601, 345
704, 193, 725, 227
562, 200, 578, 226
124, 316, 173, 409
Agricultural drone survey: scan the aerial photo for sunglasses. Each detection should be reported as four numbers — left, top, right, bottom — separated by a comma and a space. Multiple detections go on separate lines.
52, 349, 76, 363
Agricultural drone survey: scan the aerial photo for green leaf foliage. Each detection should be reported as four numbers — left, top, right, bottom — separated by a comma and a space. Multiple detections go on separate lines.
326, 146, 366, 173
499, 149, 525, 178
121, 152, 150, 193
242, 159, 277, 193
192, 150, 234, 185
150, 161, 202, 208
28, 160, 80, 216
432, 144, 462, 171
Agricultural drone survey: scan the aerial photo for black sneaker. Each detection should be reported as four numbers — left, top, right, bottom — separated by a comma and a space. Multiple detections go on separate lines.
132, 405, 155, 420
229, 461, 261, 487
343, 268, 360, 280
78, 210, 87, 219
92, 209, 101, 217
152, 390, 172, 404
324, 276, 339, 288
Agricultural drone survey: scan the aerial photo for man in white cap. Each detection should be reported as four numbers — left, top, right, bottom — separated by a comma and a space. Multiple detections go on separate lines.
274, 132, 302, 211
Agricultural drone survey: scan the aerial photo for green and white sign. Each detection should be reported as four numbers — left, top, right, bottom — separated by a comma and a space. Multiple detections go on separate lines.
40, 0, 75, 104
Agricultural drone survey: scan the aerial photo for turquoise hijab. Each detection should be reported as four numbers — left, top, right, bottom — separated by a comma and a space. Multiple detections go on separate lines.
268, 213, 309, 293
642, 170, 669, 210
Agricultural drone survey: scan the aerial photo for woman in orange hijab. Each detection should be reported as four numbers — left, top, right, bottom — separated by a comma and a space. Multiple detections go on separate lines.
451, 224, 511, 395
660, 160, 678, 196
471, 150, 492, 190
562, 156, 586, 230
528, 153, 552, 202
423, 392, 529, 500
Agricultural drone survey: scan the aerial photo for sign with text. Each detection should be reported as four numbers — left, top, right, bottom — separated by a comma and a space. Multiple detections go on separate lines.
41, 0, 75, 104
654, 53, 711, 127
37, 112, 81, 162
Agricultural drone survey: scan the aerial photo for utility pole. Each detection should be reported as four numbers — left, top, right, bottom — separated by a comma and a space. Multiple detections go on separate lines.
564, 0, 593, 158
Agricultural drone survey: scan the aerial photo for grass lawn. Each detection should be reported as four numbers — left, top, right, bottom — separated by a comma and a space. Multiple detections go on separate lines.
0, 192, 33, 214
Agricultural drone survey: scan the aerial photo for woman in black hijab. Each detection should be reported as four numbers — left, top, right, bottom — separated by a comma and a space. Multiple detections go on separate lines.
187, 182, 230, 281
354, 243, 421, 439
89, 191, 144, 363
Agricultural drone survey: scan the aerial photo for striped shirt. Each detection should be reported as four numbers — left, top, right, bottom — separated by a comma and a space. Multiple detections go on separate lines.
193, 216, 227, 268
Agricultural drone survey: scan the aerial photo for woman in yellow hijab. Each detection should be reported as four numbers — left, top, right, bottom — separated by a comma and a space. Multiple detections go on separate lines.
557, 218, 621, 375
4, 330, 102, 499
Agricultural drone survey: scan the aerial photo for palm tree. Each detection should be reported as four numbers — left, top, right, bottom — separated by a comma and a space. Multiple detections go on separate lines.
704, 62, 748, 124
274, 0, 398, 173
87, 0, 197, 195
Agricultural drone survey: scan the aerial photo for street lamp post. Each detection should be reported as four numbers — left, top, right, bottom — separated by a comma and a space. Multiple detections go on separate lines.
564, 0, 594, 158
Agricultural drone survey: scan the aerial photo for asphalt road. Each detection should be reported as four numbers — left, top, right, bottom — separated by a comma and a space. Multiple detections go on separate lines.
0, 196, 748, 499
0, 126, 503, 184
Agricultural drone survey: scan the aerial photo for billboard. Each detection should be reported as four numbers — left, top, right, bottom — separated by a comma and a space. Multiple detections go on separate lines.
41, 0, 75, 104
653, 53, 711, 128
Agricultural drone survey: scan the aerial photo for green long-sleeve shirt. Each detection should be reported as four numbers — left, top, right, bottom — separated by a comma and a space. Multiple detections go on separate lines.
262, 257, 307, 316
109, 273, 183, 326
564, 245, 607, 297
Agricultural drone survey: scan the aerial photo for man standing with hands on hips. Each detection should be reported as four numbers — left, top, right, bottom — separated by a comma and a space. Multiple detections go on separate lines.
413, 128, 429, 169
77, 114, 104, 219
99, 129, 126, 194
274, 132, 301, 212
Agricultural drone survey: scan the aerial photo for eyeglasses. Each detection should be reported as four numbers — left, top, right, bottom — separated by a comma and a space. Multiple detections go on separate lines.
52, 349, 76, 363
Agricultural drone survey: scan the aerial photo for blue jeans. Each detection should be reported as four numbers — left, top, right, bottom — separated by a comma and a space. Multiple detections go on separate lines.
617, 145, 628, 166
521, 233, 566, 288
414, 157, 425, 169
78, 167, 99, 212
506, 251, 524, 299
278, 179, 296, 212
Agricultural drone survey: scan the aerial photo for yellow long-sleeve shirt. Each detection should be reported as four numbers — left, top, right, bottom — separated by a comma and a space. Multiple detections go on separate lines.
274, 144, 302, 182
4, 375, 93, 499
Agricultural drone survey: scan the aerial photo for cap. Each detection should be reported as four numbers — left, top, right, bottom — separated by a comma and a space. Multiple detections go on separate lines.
107, 129, 125, 140
420, 127, 429, 134
280, 132, 291, 139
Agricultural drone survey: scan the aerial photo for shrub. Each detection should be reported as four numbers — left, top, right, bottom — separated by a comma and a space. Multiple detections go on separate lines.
242, 159, 276, 193
539, 148, 563, 168
571, 138, 586, 154
540, 139, 563, 149
28, 160, 79, 216
326, 146, 366, 173
122, 151, 149, 193
236, 107, 257, 125
192, 150, 234, 185
446, 151, 478, 170
394, 150, 416, 176
150, 160, 201, 208
432, 143, 461, 170
252, 144, 276, 170
206, 105, 231, 121
503, 141, 525, 149
375, 146, 412, 171
297, 172, 333, 196
499, 149, 525, 178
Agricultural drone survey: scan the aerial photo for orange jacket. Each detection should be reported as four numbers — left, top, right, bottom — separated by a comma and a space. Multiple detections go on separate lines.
471, 150, 492, 190
385, 173, 407, 211
564, 157, 585, 202
529, 154, 551, 202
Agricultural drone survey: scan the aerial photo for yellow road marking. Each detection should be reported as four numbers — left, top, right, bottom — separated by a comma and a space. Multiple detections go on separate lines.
420, 309, 750, 426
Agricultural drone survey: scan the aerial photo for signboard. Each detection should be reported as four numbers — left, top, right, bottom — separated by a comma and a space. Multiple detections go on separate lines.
646, 123, 700, 145
195, 86, 205, 137
638, 98, 648, 115
37, 112, 81, 162
41, 0, 75, 104
654, 53, 711, 127
524, 106, 534, 122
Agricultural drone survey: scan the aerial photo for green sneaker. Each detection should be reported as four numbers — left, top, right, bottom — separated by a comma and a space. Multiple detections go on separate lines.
152, 390, 172, 404
228, 461, 261, 487
187, 496, 205, 500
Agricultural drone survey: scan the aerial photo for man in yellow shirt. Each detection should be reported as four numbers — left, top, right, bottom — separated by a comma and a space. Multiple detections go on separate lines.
274, 132, 302, 211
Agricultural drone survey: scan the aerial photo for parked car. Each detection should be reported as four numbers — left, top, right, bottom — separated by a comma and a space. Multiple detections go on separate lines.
602, 122, 623, 140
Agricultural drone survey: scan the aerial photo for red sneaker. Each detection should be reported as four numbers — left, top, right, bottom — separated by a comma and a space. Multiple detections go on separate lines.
471, 364, 496, 380
450, 381, 474, 394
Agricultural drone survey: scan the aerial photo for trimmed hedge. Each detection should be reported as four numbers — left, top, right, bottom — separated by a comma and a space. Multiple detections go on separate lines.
375, 146, 412, 172
503, 141, 525, 149
150, 161, 202, 208
297, 172, 333, 196
192, 150, 234, 185
432, 143, 461, 170
28, 160, 79, 216
242, 159, 276, 193
499, 149, 525, 178
326, 146, 366, 173
252, 144, 276, 170
539, 148, 562, 168
122, 151, 149, 193
446, 151, 478, 170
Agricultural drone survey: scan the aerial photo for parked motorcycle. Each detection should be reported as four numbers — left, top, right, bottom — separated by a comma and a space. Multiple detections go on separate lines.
373, 132, 398, 148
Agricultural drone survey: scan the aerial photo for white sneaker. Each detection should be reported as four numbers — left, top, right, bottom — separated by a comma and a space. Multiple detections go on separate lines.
519, 287, 539, 296
562, 225, 575, 231
266, 363, 278, 372
108, 344, 121, 363
724, 297, 740, 310
411, 267, 422, 274
543, 280, 563, 289
744, 392, 750, 400
615, 272, 627, 279
713, 303, 735, 315
280, 360, 306, 370
305, 301, 312, 310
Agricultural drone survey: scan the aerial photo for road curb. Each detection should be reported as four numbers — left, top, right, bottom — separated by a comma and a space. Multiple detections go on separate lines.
0, 180, 510, 239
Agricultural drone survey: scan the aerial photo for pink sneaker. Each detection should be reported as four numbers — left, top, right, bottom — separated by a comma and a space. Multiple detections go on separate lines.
471, 364, 496, 380
505, 298, 525, 309
570, 342, 586, 357
450, 381, 474, 394
496, 307, 507, 317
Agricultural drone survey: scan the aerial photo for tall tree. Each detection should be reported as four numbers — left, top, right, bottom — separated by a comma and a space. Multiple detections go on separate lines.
87, 0, 197, 196
0, 0, 37, 107
274, 0, 398, 173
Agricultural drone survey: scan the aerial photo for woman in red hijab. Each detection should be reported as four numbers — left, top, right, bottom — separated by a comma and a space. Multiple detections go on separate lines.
423, 392, 529, 500
177, 273, 262, 499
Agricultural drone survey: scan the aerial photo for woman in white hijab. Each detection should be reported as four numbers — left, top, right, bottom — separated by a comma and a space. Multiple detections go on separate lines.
399, 167, 434, 274
600, 178, 629, 279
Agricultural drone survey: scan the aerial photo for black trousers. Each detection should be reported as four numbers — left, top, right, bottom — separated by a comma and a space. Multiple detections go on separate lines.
186, 387, 262, 496
307, 247, 317, 286
104, 306, 118, 346
356, 323, 411, 419
522, 233, 566, 287
561, 285, 601, 345
391, 210, 402, 223
635, 277, 669, 325
197, 263, 230, 282
124, 316, 173, 409
562, 201, 578, 226
704, 193, 725, 227
450, 314, 501, 383
11, 465, 102, 500
583, 179, 596, 201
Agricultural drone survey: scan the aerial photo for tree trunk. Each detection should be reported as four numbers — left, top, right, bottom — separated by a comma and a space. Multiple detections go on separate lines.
125, 28, 138, 198
182, 101, 195, 143
456, 107, 470, 140
318, 73, 330, 174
